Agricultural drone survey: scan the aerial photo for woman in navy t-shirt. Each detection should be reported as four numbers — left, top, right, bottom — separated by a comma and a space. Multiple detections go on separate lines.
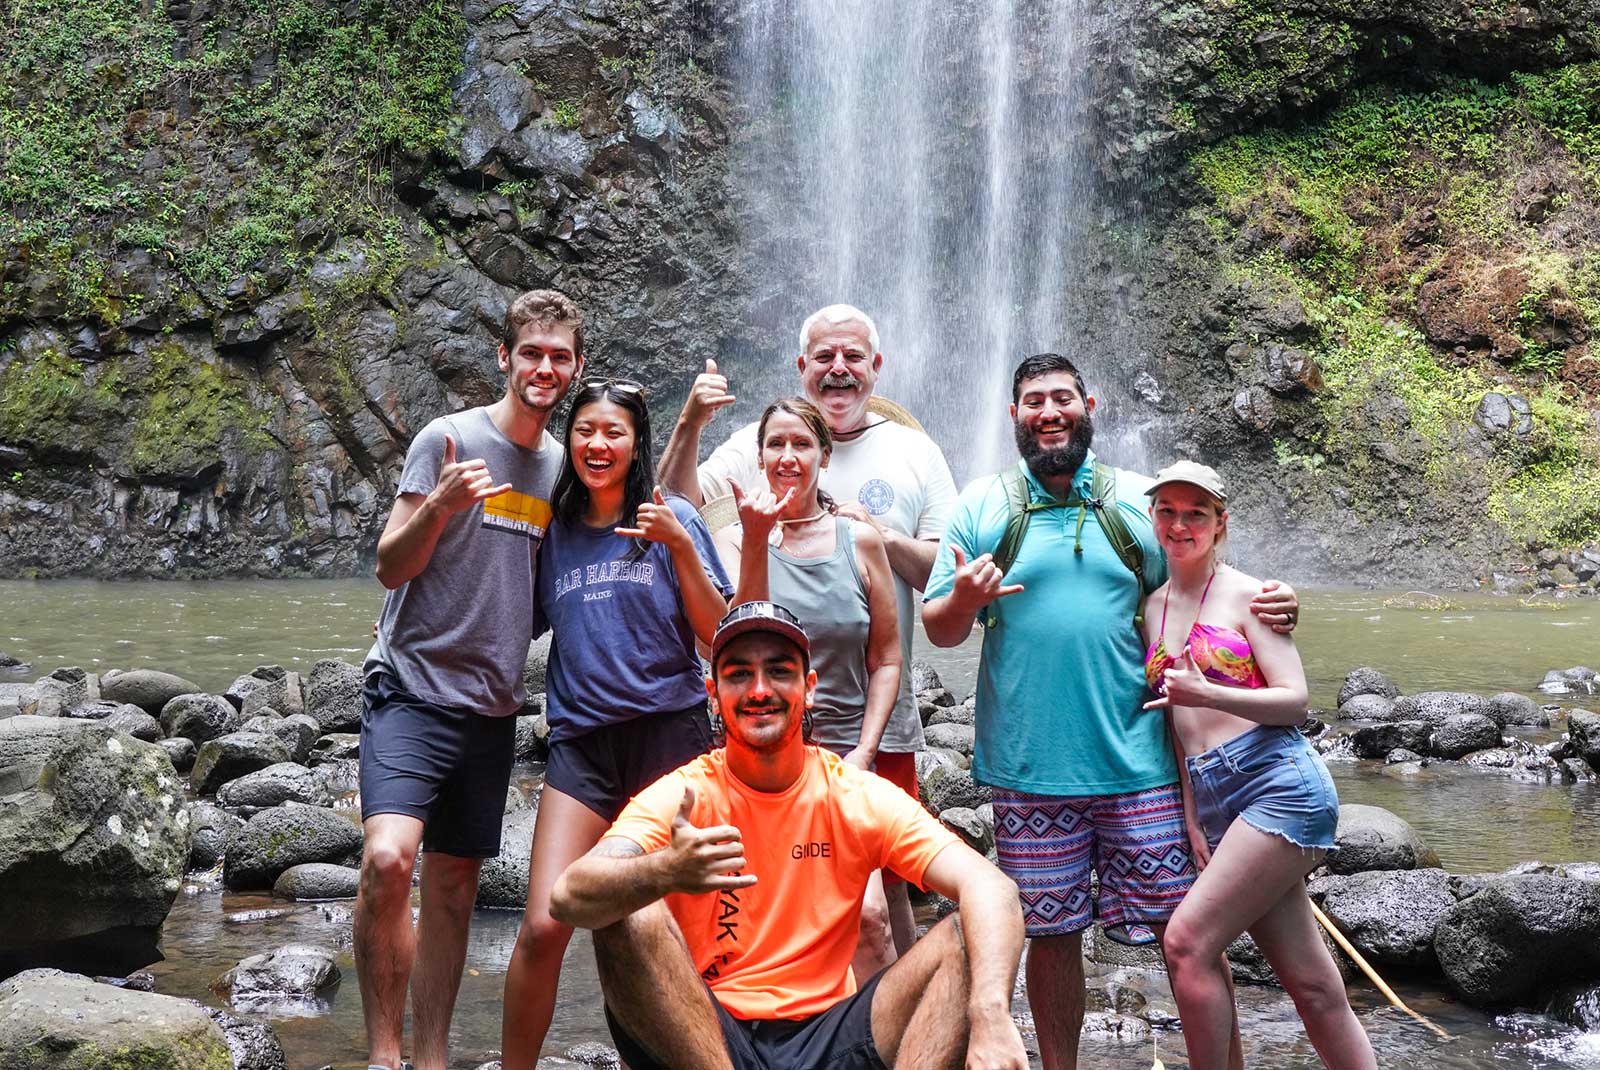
501, 379, 732, 1066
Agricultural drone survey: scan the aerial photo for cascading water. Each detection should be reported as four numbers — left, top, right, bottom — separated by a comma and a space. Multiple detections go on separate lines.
727, 0, 1151, 481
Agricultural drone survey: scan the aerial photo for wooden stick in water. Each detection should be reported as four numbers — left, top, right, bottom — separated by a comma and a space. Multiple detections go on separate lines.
1310, 901, 1450, 1040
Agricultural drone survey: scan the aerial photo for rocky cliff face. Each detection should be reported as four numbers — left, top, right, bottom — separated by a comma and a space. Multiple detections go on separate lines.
1, 0, 1596, 589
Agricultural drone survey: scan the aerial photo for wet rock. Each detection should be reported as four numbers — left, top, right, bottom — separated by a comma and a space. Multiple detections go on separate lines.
0, 722, 188, 976
1261, 343, 1323, 396
224, 805, 364, 891
214, 944, 341, 1000
938, 806, 994, 855
0, 651, 30, 671
217, 762, 332, 810
515, 712, 550, 762
1488, 692, 1548, 727
1389, 691, 1491, 726
305, 658, 362, 733
1080, 1011, 1151, 1041
926, 697, 976, 727
1231, 384, 1277, 432
308, 733, 360, 765
567, 1041, 623, 1070
1386, 748, 1425, 764
63, 699, 143, 722
910, 661, 944, 693
205, 1005, 288, 1070
1544, 982, 1600, 1031
187, 800, 243, 871
1319, 868, 1455, 968
100, 669, 202, 715
1338, 667, 1401, 708
1474, 392, 1534, 436
159, 736, 197, 772
923, 722, 975, 756
225, 665, 294, 718
191, 731, 293, 795
1567, 709, 1600, 773
1561, 757, 1596, 782
1538, 667, 1598, 697
1429, 713, 1503, 760
922, 766, 991, 815
1328, 803, 1440, 874
262, 712, 320, 764
1350, 720, 1431, 759
0, 968, 231, 1067
67, 701, 164, 742
272, 863, 360, 901
1434, 873, 1600, 1006
161, 692, 246, 743
477, 809, 537, 908
1336, 693, 1397, 721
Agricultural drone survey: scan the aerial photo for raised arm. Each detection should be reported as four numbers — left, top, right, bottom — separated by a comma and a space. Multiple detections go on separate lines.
657, 359, 736, 506
921, 545, 1023, 647
550, 786, 756, 930
921, 843, 1028, 1068
376, 434, 511, 589
615, 489, 729, 645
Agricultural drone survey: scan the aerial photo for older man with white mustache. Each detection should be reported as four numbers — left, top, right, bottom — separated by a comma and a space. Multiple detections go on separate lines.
657, 303, 958, 960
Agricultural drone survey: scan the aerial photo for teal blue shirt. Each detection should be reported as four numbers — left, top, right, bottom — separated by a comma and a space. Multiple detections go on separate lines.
924, 451, 1173, 796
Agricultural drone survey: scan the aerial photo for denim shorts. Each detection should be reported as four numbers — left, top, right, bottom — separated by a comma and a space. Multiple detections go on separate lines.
1185, 724, 1339, 852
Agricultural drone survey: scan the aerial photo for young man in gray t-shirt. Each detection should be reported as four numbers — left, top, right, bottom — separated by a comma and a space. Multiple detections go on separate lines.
354, 290, 584, 1070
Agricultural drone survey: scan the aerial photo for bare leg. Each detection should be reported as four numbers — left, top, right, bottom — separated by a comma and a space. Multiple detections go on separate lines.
593, 901, 733, 1070
852, 870, 898, 980
885, 874, 918, 954
411, 851, 484, 1070
499, 787, 612, 1070
1163, 821, 1331, 1070
354, 814, 424, 1070
1026, 931, 1086, 1070
869, 914, 972, 1068
1250, 882, 1377, 1069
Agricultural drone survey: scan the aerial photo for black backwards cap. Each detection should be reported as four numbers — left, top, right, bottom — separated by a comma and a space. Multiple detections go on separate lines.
710, 601, 811, 665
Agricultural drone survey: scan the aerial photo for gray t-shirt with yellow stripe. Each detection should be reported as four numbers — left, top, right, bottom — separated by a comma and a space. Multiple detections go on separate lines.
365, 406, 563, 716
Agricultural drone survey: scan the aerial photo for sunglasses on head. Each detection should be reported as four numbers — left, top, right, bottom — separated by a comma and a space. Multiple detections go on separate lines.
584, 377, 645, 400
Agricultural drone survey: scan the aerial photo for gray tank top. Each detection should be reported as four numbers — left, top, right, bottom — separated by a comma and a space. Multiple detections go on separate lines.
766, 517, 870, 751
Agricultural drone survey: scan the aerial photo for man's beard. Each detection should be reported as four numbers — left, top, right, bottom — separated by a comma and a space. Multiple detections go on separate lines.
1014, 412, 1093, 479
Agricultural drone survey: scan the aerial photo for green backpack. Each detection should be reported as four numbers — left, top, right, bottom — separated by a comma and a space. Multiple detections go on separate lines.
981, 461, 1149, 632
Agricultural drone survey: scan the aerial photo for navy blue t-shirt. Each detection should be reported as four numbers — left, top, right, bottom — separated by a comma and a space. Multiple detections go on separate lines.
536, 495, 733, 740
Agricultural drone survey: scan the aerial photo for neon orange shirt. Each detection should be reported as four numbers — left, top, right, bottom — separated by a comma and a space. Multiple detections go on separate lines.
606, 746, 961, 1020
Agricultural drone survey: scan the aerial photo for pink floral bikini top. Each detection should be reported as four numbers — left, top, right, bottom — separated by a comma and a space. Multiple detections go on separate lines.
1143, 569, 1267, 695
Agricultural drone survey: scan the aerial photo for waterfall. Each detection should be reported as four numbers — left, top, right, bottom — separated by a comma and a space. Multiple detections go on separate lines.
728, 0, 1114, 481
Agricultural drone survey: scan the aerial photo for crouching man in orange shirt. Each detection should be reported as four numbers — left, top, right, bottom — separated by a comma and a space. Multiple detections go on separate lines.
551, 601, 1028, 1070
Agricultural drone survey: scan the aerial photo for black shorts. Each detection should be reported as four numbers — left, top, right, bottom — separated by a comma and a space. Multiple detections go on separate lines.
607, 972, 887, 1070
359, 672, 516, 858
544, 704, 714, 821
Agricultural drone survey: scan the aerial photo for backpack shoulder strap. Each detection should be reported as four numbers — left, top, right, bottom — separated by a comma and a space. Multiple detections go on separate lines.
1087, 463, 1149, 630
991, 466, 1033, 577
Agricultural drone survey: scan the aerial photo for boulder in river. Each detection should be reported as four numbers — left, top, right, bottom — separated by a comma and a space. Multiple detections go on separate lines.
100, 668, 202, 715
67, 701, 164, 742
1328, 803, 1439, 874
1567, 709, 1600, 774
478, 809, 538, 908
240, 713, 319, 764
186, 801, 243, 871
514, 712, 549, 762
216, 762, 332, 810
1336, 693, 1397, 721
1539, 666, 1598, 697
213, 943, 341, 1000
1487, 692, 1549, 727
1429, 713, 1503, 760
1434, 872, 1600, 1006
1350, 720, 1431, 759
1317, 868, 1456, 968
159, 736, 197, 772
273, 862, 361, 901
307, 733, 360, 765
305, 658, 362, 733
205, 1005, 288, 1070
1337, 667, 1401, 708
191, 731, 293, 795
0, 720, 188, 976
225, 665, 301, 718
1388, 691, 1491, 726
160, 692, 245, 743
0, 968, 232, 1068
224, 805, 364, 891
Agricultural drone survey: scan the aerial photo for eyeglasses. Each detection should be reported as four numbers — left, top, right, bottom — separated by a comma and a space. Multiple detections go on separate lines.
584, 377, 645, 400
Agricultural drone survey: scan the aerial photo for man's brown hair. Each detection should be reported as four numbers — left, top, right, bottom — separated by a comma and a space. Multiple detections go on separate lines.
502, 289, 584, 357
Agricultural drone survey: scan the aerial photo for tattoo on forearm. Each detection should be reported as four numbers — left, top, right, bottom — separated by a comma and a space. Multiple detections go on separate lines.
590, 837, 644, 859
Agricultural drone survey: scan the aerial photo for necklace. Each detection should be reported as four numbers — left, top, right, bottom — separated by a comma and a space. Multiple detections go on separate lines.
776, 510, 829, 526
769, 509, 830, 549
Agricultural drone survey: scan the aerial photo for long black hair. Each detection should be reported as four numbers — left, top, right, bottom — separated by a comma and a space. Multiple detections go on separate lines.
551, 381, 655, 531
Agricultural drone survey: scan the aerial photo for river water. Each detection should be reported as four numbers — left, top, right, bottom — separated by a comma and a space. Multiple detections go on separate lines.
4, 579, 1599, 1067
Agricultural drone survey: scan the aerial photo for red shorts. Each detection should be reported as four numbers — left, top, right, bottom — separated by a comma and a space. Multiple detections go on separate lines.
873, 750, 920, 801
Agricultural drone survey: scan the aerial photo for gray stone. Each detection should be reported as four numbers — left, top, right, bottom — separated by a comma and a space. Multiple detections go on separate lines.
224, 805, 364, 891
1568, 709, 1600, 773
160, 693, 244, 743
305, 658, 362, 733
1544, 982, 1600, 1031
923, 722, 975, 755
938, 806, 994, 855
205, 1006, 288, 1070
0, 968, 231, 1068
308, 733, 360, 765
926, 699, 975, 727
1488, 692, 1548, 727
191, 732, 293, 795
567, 1041, 622, 1070
1319, 868, 1455, 967
217, 762, 331, 810
1336, 693, 1397, 722
71, 703, 163, 742
1338, 667, 1401, 707
515, 713, 550, 762
523, 635, 552, 698
23, 667, 91, 716
1389, 691, 1491, 726
224, 665, 293, 718
266, 713, 320, 764
0, 723, 188, 976
478, 809, 538, 909
1350, 720, 1431, 759
187, 801, 243, 871
1434, 873, 1600, 1005
1386, 748, 1425, 764
272, 863, 360, 901
922, 766, 991, 815
314, 758, 360, 800
909, 661, 944, 693
1079, 1011, 1151, 1041
1429, 713, 1503, 760
63, 699, 144, 722
1538, 666, 1598, 697
1329, 803, 1440, 874
214, 943, 340, 999
159, 736, 197, 772
100, 669, 202, 715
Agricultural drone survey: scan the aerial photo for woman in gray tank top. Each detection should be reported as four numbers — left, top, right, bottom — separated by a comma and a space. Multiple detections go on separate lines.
713, 397, 904, 975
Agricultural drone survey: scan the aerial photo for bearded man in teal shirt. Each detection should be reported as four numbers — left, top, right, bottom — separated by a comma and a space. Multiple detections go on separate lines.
923, 353, 1299, 1070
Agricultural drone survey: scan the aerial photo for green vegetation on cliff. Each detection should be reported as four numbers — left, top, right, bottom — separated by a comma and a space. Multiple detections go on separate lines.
1192, 66, 1600, 548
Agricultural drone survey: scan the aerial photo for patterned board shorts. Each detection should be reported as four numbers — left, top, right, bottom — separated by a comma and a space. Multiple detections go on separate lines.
991, 782, 1197, 938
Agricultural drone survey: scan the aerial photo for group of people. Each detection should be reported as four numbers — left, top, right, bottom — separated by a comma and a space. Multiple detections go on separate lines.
354, 291, 1378, 1070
